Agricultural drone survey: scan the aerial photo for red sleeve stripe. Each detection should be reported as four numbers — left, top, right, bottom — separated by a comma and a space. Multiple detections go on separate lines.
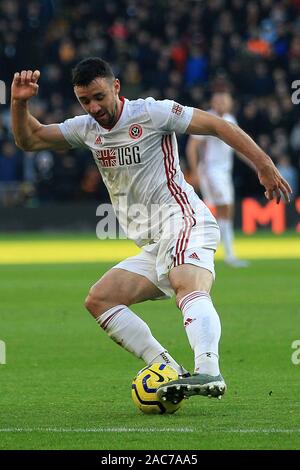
161, 134, 196, 266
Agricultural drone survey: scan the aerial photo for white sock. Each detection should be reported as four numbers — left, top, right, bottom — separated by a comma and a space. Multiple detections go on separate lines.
179, 291, 221, 376
218, 218, 235, 260
149, 351, 187, 375
96, 305, 183, 373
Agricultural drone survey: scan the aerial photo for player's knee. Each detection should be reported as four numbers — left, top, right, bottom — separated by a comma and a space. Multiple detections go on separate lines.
175, 286, 211, 308
84, 278, 131, 317
175, 289, 192, 308
84, 293, 98, 316
170, 265, 214, 307
84, 283, 108, 316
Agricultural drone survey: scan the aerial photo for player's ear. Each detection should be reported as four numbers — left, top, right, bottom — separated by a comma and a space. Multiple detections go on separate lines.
114, 78, 121, 94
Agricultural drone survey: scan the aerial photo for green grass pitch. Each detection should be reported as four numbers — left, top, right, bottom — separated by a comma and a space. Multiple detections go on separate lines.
0, 238, 300, 450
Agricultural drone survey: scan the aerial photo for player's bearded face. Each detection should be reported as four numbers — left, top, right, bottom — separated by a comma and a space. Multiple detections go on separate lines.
74, 77, 121, 127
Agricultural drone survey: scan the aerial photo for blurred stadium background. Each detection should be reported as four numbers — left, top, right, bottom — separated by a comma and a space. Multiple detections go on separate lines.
0, 0, 300, 232
0, 0, 300, 451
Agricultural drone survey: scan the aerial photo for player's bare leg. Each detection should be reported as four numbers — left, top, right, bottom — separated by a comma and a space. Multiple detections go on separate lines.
157, 264, 226, 403
217, 204, 249, 267
85, 268, 185, 373
85, 268, 164, 316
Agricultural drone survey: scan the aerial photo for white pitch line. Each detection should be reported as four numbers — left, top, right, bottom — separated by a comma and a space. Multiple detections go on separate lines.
0, 427, 194, 433
0, 428, 299, 434
223, 429, 300, 434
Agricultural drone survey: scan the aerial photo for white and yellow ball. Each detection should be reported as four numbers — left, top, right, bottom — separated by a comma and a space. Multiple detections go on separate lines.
131, 363, 183, 414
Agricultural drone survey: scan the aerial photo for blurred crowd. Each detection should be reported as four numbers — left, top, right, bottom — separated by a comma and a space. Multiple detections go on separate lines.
0, 0, 300, 207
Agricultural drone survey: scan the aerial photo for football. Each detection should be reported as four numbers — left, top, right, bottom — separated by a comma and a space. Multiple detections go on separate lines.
131, 363, 183, 414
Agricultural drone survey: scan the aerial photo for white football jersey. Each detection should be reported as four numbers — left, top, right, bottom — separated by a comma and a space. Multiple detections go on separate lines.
193, 110, 237, 173
59, 97, 207, 247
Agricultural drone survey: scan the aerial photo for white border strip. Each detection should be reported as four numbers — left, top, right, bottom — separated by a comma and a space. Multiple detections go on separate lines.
224, 429, 300, 433
0, 428, 299, 434
0, 428, 194, 433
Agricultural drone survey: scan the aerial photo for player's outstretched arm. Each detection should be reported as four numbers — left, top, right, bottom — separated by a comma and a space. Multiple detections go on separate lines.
186, 108, 292, 204
11, 70, 71, 152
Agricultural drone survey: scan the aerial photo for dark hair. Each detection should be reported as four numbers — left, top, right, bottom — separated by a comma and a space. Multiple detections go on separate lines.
72, 57, 115, 86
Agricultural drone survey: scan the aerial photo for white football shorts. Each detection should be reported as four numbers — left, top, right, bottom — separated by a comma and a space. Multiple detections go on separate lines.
112, 205, 220, 299
199, 169, 234, 206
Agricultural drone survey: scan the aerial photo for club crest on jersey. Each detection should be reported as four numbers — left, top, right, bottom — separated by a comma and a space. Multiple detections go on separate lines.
94, 135, 103, 145
129, 124, 143, 139
172, 103, 183, 115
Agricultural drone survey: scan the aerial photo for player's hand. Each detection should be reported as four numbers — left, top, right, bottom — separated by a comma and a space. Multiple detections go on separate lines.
258, 161, 292, 204
11, 70, 40, 101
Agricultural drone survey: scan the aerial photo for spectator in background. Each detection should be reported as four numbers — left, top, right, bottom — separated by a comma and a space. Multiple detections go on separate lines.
0, 0, 299, 206
0, 141, 22, 182
185, 45, 208, 86
186, 92, 249, 267
0, 141, 23, 206
34, 150, 54, 203
120, 61, 142, 99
